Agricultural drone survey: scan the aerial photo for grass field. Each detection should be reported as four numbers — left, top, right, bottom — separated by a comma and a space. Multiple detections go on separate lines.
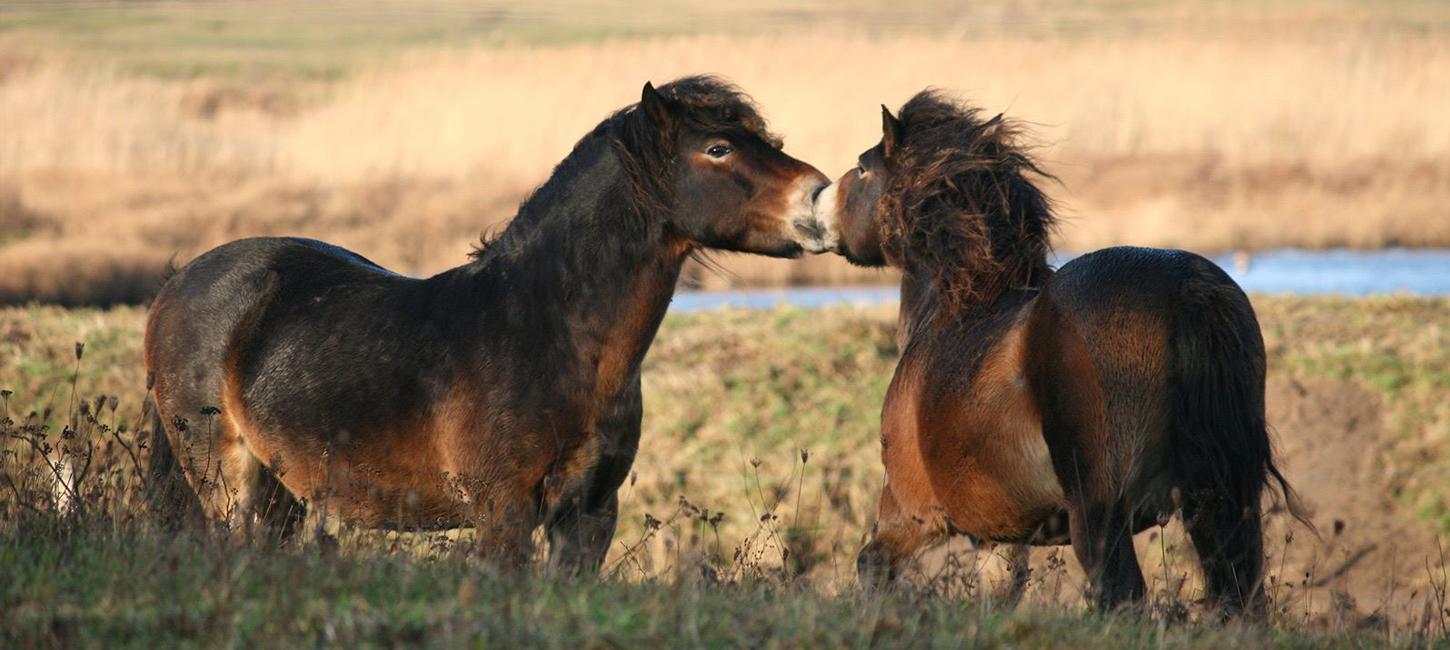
3, 526, 1409, 648
6, 526, 1393, 648
4, 297, 1449, 645
2, 1, 1450, 304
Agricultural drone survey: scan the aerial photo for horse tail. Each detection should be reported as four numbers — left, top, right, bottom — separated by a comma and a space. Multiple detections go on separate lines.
1167, 259, 1313, 532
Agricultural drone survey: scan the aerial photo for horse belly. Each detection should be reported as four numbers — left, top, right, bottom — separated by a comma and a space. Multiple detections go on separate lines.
252, 431, 474, 530
226, 385, 475, 530
313, 450, 474, 530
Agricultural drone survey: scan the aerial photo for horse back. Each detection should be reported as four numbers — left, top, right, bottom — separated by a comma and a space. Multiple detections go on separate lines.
148, 237, 427, 416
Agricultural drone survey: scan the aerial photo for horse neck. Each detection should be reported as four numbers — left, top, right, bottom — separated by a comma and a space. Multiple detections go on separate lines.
461, 143, 690, 403
896, 264, 1046, 349
896, 269, 936, 350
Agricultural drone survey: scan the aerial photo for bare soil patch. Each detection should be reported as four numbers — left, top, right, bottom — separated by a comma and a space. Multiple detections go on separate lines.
910, 377, 1445, 626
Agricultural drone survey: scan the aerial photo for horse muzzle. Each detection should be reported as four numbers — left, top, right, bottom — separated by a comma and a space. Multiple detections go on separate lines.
781, 175, 835, 254
792, 217, 833, 254
799, 180, 842, 254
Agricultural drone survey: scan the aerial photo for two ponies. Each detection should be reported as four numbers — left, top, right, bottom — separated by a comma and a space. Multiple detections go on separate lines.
145, 75, 1303, 618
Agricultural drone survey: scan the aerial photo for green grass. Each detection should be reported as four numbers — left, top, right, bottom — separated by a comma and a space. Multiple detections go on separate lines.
0, 523, 1404, 647
3, 297, 1450, 646
1255, 296, 1450, 530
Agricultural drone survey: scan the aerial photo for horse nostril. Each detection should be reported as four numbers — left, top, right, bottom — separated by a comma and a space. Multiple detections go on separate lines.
794, 219, 825, 241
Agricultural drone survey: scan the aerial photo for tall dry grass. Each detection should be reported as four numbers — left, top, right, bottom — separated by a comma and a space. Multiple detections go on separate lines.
6, 32, 1446, 182
2, 11, 1449, 302
278, 34, 1450, 181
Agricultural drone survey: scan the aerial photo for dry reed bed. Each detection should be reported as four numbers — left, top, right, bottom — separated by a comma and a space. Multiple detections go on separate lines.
3, 27, 1450, 303
6, 33, 1449, 176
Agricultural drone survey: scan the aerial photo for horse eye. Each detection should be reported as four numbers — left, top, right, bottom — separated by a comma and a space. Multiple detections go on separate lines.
706, 144, 733, 159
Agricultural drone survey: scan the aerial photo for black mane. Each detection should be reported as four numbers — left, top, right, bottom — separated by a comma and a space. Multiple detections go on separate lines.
470, 75, 777, 262
882, 90, 1058, 314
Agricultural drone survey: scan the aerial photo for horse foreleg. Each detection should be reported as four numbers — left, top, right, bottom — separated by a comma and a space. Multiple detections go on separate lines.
471, 479, 542, 569
546, 380, 641, 575
543, 440, 630, 575
857, 481, 939, 590
975, 540, 1030, 606
546, 492, 619, 575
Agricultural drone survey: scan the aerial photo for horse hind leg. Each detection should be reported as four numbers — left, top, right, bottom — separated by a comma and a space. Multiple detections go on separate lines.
194, 422, 273, 543
1028, 293, 1149, 610
159, 403, 296, 544
144, 398, 206, 526
1182, 490, 1266, 618
1042, 402, 1146, 607
217, 444, 266, 542
1032, 372, 1146, 607
1167, 270, 1273, 618
248, 461, 305, 545
1065, 494, 1147, 610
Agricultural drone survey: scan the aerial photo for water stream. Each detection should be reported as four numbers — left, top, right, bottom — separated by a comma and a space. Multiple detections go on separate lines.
671, 248, 1450, 312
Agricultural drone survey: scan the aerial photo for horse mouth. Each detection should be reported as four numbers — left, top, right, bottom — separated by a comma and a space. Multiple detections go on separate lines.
773, 240, 806, 258
805, 181, 842, 254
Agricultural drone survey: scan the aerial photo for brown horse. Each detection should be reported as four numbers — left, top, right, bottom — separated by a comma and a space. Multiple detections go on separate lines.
144, 76, 831, 572
811, 91, 1306, 615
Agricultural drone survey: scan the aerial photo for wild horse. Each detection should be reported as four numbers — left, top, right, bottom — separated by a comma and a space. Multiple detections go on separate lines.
145, 76, 831, 572
811, 90, 1306, 615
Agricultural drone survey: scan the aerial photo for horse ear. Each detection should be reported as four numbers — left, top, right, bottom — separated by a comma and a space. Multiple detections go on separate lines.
640, 82, 675, 128
881, 105, 903, 159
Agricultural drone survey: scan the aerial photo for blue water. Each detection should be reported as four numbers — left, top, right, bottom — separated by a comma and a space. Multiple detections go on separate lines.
670, 248, 1450, 312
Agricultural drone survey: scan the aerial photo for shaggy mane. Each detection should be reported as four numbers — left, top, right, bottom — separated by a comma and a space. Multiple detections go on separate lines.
881, 90, 1058, 314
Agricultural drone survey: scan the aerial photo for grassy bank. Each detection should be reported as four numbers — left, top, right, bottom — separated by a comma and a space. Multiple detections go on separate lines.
3, 297, 1450, 644
2, 523, 1403, 648
2, 1, 1450, 304
3, 298, 1449, 543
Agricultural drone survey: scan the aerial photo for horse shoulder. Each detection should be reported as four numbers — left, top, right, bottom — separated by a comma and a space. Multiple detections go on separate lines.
932, 315, 1066, 538
971, 318, 1060, 501
877, 351, 940, 524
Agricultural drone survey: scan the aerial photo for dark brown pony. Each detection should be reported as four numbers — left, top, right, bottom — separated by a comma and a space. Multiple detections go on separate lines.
812, 90, 1306, 615
144, 76, 830, 572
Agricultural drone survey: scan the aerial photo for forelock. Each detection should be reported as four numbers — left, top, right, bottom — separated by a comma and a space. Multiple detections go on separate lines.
656, 75, 782, 148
